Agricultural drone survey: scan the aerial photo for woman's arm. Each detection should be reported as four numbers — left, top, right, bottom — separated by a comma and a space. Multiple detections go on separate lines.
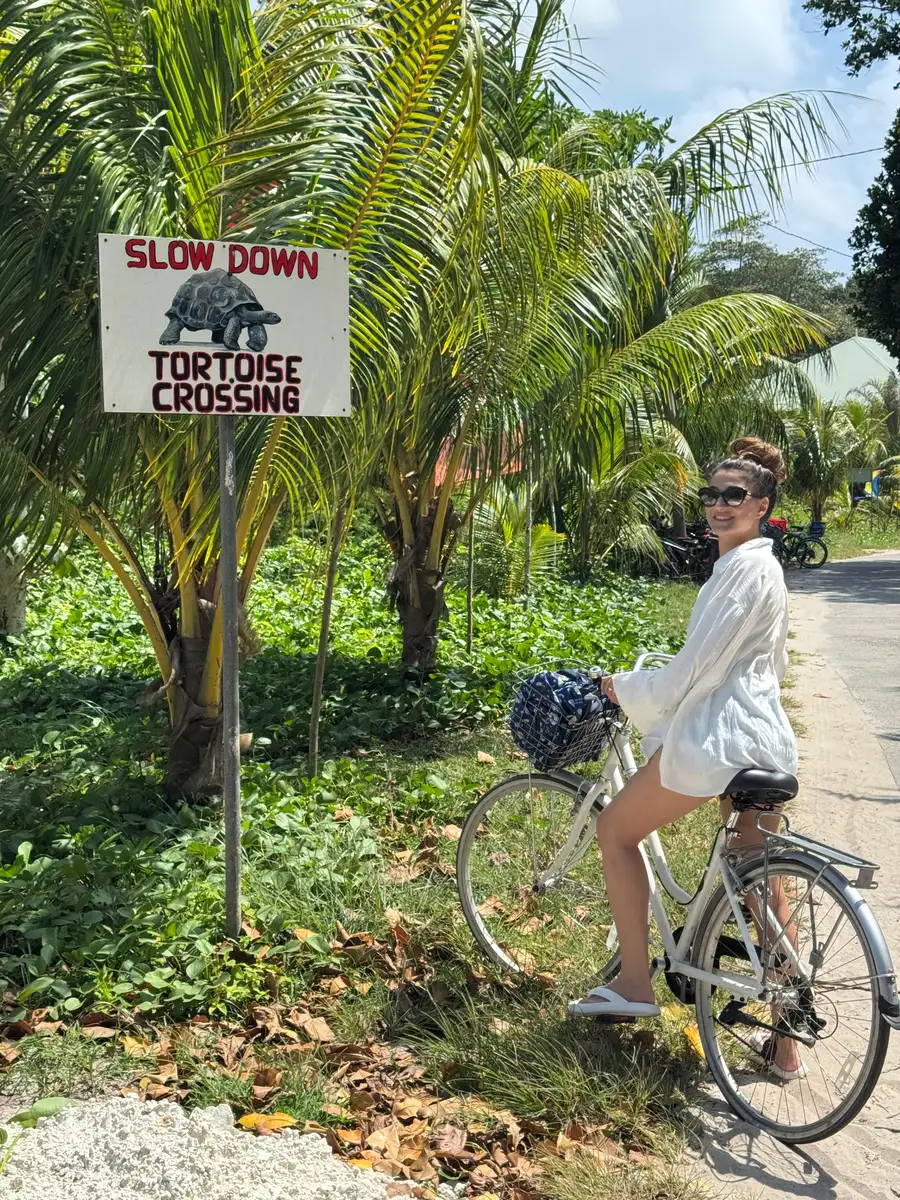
612, 569, 767, 730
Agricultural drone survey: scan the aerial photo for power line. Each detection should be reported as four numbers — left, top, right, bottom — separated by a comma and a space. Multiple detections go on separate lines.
741, 146, 882, 176
763, 222, 854, 259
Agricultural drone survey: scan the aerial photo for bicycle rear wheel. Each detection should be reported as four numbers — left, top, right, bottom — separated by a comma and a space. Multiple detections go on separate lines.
693, 856, 890, 1143
799, 538, 828, 568
456, 773, 617, 981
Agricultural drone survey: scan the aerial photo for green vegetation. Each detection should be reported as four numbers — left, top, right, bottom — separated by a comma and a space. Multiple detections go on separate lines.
0, 537, 715, 1194
0, 538, 684, 1021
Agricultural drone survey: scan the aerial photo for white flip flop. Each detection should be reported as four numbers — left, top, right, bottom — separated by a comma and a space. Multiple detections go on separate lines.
567, 986, 660, 1019
743, 1028, 809, 1081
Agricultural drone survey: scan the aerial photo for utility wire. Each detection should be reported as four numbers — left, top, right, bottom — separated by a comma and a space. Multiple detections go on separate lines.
739, 146, 882, 175
763, 223, 854, 259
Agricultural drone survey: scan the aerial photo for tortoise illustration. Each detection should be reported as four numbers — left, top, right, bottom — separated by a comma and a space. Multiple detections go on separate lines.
159, 268, 281, 351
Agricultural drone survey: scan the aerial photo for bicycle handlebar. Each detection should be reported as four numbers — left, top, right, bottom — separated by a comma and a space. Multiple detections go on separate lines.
632, 651, 674, 672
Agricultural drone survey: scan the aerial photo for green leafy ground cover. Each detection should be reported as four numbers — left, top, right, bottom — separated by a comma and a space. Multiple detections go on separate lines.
0, 534, 684, 1021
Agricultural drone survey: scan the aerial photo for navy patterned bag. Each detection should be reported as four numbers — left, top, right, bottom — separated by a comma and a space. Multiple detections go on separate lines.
509, 668, 619, 771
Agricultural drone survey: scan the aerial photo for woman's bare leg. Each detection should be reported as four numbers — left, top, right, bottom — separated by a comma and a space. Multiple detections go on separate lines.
594, 752, 712, 1005
719, 800, 803, 1071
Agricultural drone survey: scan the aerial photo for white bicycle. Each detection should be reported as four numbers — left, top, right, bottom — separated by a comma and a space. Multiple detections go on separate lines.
456, 653, 900, 1143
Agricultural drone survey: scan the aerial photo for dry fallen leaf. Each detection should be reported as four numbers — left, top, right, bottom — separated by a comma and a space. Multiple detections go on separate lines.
81, 1025, 118, 1040
387, 864, 425, 884
431, 1124, 467, 1158
440, 824, 462, 841
333, 807, 355, 822
684, 1022, 705, 1059
121, 1035, 152, 1057
238, 1112, 298, 1134
347, 1158, 375, 1170
468, 1163, 499, 1183
298, 1015, 335, 1043
393, 1096, 422, 1120
33, 1020, 64, 1037
477, 750, 497, 765
366, 1123, 402, 1159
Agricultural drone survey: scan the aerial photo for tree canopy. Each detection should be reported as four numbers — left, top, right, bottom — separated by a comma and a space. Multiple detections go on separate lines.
850, 110, 900, 361
698, 216, 856, 344
804, 0, 900, 73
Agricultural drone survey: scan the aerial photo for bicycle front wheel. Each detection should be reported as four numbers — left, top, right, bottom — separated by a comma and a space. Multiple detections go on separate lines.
799, 538, 828, 568
693, 856, 890, 1143
456, 772, 617, 980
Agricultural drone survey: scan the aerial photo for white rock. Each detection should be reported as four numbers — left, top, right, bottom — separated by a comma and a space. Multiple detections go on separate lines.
0, 1097, 392, 1200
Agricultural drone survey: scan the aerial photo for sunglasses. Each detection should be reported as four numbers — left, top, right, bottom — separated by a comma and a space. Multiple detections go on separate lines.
698, 485, 759, 508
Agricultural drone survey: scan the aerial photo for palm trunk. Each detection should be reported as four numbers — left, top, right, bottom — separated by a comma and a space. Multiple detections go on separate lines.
166, 631, 220, 795
395, 566, 445, 669
672, 502, 687, 539
308, 500, 348, 777
0, 557, 28, 638
522, 454, 533, 609
466, 513, 474, 654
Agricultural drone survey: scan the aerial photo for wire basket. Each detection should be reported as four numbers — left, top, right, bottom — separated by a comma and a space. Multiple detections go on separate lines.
509, 668, 622, 772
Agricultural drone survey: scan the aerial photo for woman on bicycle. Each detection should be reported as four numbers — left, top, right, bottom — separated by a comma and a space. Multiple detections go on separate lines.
569, 438, 803, 1077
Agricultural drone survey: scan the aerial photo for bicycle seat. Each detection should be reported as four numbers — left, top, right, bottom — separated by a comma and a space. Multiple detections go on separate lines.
724, 768, 799, 808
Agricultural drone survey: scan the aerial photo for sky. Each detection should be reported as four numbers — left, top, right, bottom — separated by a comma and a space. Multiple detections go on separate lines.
566, 0, 898, 274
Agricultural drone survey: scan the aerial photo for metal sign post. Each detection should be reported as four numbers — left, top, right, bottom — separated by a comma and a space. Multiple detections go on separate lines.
218, 414, 242, 940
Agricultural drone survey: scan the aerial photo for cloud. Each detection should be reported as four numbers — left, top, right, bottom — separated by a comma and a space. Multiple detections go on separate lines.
565, 0, 898, 269
571, 0, 801, 95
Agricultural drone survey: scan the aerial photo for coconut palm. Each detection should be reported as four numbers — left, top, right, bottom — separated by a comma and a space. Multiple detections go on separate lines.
790, 401, 874, 522
466, 482, 566, 598
0, 0, 485, 790
369, 45, 839, 663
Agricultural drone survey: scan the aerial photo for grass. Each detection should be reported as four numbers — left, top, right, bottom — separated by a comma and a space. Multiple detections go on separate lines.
822, 516, 900, 562
544, 1151, 722, 1200
0, 1030, 144, 1104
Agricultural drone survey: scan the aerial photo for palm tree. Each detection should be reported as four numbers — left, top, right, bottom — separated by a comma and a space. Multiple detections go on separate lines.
466, 481, 566, 598
0, 0, 485, 791
367, 9, 839, 663
789, 401, 873, 522
565, 427, 695, 578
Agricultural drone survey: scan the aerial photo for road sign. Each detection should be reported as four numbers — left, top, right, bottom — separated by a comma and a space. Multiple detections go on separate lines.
98, 235, 350, 416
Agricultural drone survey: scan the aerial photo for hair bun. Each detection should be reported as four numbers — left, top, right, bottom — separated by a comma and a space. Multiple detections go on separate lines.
731, 437, 787, 484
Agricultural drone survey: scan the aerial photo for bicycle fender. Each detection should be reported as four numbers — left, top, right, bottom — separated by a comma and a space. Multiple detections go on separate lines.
776, 851, 899, 1020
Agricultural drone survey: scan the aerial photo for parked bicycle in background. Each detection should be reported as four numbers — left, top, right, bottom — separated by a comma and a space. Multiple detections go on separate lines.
764, 520, 828, 570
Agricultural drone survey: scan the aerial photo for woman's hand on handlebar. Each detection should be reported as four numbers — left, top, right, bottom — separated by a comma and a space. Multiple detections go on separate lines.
601, 675, 618, 704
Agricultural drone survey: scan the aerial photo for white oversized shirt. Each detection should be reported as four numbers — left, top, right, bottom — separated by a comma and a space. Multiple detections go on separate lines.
613, 537, 796, 797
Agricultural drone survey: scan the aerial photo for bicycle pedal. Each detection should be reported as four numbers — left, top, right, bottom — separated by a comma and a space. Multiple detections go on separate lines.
592, 1014, 637, 1025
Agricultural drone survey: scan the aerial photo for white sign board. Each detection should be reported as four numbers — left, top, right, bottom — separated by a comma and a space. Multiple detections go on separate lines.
98, 235, 350, 416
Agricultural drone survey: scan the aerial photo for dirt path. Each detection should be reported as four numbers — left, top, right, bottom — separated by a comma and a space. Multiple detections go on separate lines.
690, 550, 900, 1199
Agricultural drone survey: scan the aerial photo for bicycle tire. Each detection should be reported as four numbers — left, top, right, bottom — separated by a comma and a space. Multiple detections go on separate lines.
456, 772, 619, 979
780, 533, 806, 568
692, 855, 890, 1144
799, 538, 828, 568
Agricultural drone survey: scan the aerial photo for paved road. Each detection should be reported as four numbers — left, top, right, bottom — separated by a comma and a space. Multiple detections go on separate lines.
690, 549, 900, 1200
790, 552, 900, 789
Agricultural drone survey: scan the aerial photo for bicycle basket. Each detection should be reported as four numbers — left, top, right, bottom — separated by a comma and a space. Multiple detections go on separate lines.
509, 669, 620, 772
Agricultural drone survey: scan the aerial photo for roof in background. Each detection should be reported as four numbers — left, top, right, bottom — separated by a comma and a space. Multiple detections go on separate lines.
798, 337, 899, 405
